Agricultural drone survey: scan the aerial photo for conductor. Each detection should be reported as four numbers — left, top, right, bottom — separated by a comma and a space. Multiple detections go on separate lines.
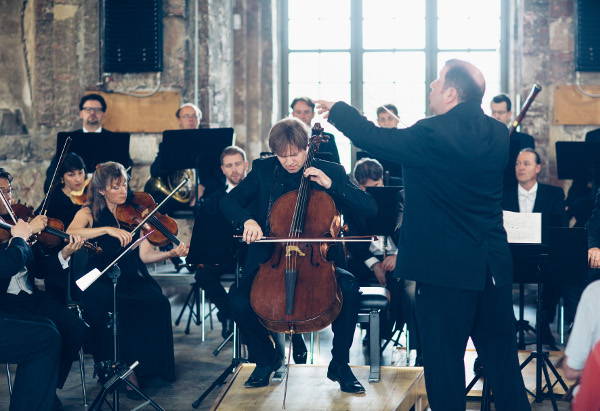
316, 59, 530, 410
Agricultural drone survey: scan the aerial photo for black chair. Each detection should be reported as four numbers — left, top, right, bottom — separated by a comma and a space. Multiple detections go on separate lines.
357, 286, 390, 382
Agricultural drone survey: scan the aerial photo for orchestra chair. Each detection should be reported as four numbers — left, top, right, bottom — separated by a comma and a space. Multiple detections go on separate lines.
357, 286, 390, 382
174, 281, 216, 338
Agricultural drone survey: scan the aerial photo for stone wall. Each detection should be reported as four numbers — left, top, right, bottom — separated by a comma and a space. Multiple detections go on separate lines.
514, 0, 600, 188
0, 0, 275, 216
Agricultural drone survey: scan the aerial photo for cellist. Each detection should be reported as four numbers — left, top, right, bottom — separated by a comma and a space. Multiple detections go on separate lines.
220, 118, 377, 393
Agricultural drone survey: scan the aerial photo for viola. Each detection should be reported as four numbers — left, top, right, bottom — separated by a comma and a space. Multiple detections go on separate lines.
249, 124, 343, 335
115, 192, 181, 247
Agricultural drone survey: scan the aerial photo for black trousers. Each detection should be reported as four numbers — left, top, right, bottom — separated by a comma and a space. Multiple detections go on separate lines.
0, 292, 88, 389
415, 272, 530, 411
229, 267, 360, 367
194, 262, 235, 322
0, 312, 61, 411
347, 256, 404, 339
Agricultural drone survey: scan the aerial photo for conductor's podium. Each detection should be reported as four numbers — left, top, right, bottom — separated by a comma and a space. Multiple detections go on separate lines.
211, 364, 427, 411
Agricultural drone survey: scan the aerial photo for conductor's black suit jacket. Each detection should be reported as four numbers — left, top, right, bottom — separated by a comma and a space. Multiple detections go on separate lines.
329, 101, 512, 291
501, 182, 567, 227
219, 156, 377, 277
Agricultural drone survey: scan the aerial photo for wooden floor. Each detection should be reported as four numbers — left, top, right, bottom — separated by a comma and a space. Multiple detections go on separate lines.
212, 365, 426, 411
0, 264, 573, 410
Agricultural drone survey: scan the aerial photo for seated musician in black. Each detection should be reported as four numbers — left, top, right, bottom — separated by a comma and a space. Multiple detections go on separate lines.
501, 148, 572, 348
220, 118, 377, 393
345, 158, 403, 342
0, 168, 88, 407
194, 145, 249, 338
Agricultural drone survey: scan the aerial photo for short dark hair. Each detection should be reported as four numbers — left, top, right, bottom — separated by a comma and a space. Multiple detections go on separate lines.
444, 60, 485, 105
0, 168, 13, 184
354, 158, 383, 185
376, 104, 398, 116
491, 94, 512, 112
268, 118, 309, 156
79, 94, 107, 112
290, 97, 315, 111
220, 146, 247, 164
518, 148, 541, 165
61, 153, 86, 177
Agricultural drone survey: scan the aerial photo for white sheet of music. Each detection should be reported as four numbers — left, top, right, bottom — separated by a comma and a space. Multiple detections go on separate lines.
502, 211, 542, 244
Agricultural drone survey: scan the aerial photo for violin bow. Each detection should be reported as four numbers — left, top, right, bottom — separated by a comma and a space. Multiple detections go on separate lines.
233, 235, 377, 243
39, 136, 72, 215
127, 178, 190, 239
0, 190, 17, 224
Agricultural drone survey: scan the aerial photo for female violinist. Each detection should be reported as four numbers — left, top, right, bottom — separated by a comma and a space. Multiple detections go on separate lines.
36, 152, 87, 228
219, 118, 377, 393
67, 162, 187, 394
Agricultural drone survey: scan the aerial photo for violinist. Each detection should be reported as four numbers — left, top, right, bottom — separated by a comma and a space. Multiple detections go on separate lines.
36, 152, 86, 232
67, 161, 187, 395
0, 168, 88, 408
220, 118, 377, 393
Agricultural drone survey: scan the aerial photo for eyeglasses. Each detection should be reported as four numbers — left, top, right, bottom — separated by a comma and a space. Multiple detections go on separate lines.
180, 114, 198, 119
0, 188, 15, 196
82, 107, 104, 113
491, 110, 508, 116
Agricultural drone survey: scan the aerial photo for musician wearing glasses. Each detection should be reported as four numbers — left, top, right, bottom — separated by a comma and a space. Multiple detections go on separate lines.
43, 94, 133, 192
0, 168, 88, 408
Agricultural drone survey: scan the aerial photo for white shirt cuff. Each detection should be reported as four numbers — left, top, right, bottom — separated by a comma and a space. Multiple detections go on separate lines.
365, 257, 380, 269
58, 250, 71, 269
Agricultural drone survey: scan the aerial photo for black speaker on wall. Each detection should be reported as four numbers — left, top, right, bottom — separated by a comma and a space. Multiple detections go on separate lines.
576, 0, 600, 72
103, 0, 163, 73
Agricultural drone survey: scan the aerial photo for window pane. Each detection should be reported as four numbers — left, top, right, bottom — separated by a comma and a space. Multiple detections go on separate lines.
289, 52, 350, 84
438, 0, 501, 49
363, 0, 424, 19
289, 0, 350, 19
289, 19, 350, 50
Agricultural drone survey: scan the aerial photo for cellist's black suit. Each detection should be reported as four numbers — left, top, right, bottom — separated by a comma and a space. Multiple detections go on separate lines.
328, 101, 530, 410
220, 156, 377, 368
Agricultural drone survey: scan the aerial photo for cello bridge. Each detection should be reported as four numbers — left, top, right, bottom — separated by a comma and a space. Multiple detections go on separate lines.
285, 245, 305, 257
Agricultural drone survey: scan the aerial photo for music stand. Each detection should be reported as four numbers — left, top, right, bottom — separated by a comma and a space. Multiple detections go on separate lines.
516, 228, 586, 410
56, 131, 132, 171
556, 141, 600, 192
160, 128, 233, 204
357, 151, 403, 179
365, 186, 403, 237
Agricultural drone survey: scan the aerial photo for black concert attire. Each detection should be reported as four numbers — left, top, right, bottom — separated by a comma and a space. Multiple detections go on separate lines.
317, 131, 341, 164
344, 212, 404, 341
328, 101, 530, 410
220, 157, 377, 369
0, 312, 61, 411
504, 131, 535, 190
0, 236, 88, 390
44, 129, 133, 192
79, 207, 176, 382
586, 192, 600, 284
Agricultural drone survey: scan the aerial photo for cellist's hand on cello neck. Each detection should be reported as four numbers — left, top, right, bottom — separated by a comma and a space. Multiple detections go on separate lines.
243, 219, 263, 244
304, 167, 332, 189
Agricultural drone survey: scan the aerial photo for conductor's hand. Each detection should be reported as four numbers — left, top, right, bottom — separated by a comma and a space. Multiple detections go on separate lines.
10, 219, 32, 240
170, 242, 189, 258
304, 167, 332, 189
61, 235, 84, 260
28, 215, 48, 235
105, 227, 133, 247
380, 255, 397, 272
314, 100, 336, 119
589, 247, 600, 268
243, 219, 263, 244
372, 263, 387, 287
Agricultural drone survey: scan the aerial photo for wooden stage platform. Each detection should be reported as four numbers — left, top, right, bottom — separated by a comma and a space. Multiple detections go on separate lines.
211, 364, 427, 411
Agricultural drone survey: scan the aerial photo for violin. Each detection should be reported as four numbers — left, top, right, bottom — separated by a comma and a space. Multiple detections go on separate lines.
249, 124, 343, 335
69, 177, 91, 205
0, 191, 101, 254
116, 192, 181, 247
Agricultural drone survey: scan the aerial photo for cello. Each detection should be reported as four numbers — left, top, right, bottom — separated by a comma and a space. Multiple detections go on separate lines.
249, 124, 343, 336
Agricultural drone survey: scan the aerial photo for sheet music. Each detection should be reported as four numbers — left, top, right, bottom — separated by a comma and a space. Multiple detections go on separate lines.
503, 211, 542, 244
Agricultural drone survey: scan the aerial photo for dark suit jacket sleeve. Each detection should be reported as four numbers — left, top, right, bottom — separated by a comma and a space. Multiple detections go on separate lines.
322, 133, 340, 164
31, 244, 66, 280
328, 102, 430, 168
0, 238, 32, 279
220, 163, 261, 230
547, 185, 567, 227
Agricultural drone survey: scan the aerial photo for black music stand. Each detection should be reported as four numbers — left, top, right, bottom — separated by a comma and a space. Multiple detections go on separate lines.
556, 141, 600, 193
160, 128, 233, 206
357, 150, 403, 179
56, 131, 132, 171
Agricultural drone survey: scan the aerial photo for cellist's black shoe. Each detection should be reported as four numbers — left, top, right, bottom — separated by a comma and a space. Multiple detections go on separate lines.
327, 361, 365, 394
244, 354, 282, 388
